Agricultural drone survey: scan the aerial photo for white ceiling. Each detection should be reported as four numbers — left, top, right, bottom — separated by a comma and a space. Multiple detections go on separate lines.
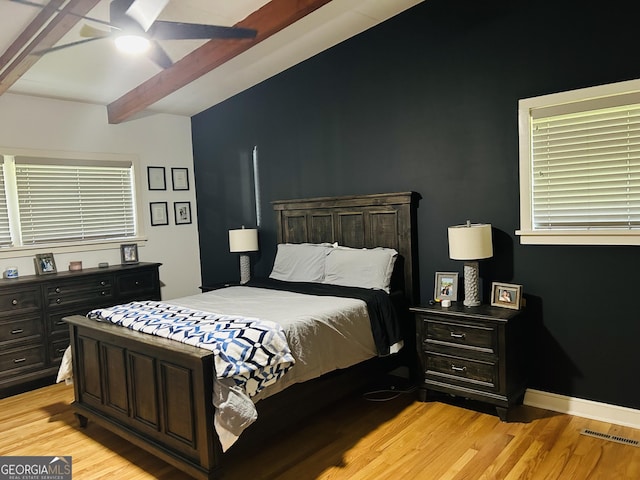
0, 0, 423, 118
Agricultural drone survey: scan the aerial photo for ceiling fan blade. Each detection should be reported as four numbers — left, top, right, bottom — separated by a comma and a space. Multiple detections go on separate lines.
149, 21, 258, 41
79, 24, 113, 38
147, 39, 173, 69
33, 37, 105, 55
126, 0, 170, 32
10, 0, 115, 28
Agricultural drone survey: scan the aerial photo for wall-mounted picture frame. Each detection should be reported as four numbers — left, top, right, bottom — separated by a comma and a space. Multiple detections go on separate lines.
35, 253, 57, 275
434, 271, 458, 301
491, 282, 523, 310
171, 167, 189, 191
150, 201, 169, 226
147, 166, 166, 191
174, 201, 192, 225
120, 243, 139, 264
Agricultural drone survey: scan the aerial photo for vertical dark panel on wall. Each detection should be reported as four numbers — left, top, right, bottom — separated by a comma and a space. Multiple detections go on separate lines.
192, 0, 640, 410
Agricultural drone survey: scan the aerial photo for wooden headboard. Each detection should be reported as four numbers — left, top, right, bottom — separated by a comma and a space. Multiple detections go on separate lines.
272, 192, 420, 304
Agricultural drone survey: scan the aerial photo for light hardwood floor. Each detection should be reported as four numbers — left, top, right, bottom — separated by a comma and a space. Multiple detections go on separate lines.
1, 383, 639, 479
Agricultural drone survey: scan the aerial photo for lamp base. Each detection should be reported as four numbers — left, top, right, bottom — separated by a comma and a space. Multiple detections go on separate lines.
463, 261, 481, 307
239, 254, 251, 284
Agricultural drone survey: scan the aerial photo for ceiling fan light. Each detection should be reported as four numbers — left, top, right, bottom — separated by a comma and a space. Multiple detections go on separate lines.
114, 34, 151, 54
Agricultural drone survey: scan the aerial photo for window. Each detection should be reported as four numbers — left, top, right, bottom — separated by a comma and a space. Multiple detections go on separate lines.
517, 79, 640, 245
0, 151, 140, 250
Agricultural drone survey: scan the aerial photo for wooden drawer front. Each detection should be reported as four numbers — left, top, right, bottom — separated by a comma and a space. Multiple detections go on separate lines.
118, 270, 158, 296
0, 288, 41, 314
48, 286, 113, 308
0, 345, 46, 376
50, 338, 69, 363
426, 352, 498, 391
424, 317, 497, 354
47, 276, 112, 295
0, 316, 42, 345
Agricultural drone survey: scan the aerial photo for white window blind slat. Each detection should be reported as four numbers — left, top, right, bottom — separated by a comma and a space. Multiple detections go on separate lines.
531, 103, 640, 230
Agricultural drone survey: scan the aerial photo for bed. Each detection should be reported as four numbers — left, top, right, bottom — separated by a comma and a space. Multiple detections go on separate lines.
63, 191, 420, 479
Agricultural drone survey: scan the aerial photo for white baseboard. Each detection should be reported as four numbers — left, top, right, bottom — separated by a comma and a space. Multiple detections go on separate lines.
523, 389, 640, 429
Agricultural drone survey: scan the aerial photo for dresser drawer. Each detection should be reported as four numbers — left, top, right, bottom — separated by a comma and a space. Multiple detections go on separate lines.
49, 338, 69, 363
426, 351, 498, 392
0, 288, 41, 314
423, 317, 497, 354
118, 270, 158, 296
0, 316, 42, 346
0, 345, 46, 376
46, 275, 112, 297
48, 287, 113, 308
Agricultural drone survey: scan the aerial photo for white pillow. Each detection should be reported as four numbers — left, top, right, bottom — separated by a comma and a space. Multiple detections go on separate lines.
269, 243, 333, 283
323, 246, 398, 293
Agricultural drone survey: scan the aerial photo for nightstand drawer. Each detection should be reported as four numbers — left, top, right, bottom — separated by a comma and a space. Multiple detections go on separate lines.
423, 317, 497, 353
426, 352, 497, 391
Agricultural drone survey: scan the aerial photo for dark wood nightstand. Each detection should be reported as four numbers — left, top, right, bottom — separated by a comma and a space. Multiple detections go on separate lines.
410, 302, 528, 421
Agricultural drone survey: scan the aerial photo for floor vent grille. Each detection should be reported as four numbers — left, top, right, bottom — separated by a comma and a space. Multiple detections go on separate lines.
580, 429, 640, 447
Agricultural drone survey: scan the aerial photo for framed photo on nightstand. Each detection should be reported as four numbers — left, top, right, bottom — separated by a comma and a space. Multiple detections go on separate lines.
434, 272, 458, 301
491, 282, 523, 310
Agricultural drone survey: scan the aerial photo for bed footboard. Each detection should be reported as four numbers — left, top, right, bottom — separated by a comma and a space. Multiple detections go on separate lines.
65, 315, 220, 480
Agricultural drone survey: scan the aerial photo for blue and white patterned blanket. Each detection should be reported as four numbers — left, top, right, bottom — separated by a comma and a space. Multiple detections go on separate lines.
87, 301, 295, 398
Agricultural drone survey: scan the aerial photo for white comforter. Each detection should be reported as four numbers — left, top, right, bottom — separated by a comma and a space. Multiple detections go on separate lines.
59, 285, 377, 451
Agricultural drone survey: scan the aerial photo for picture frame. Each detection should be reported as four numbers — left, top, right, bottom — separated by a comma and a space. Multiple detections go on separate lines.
491, 282, 523, 310
434, 272, 458, 301
120, 243, 139, 264
147, 166, 166, 191
150, 201, 169, 226
35, 253, 57, 275
171, 167, 189, 191
174, 201, 192, 225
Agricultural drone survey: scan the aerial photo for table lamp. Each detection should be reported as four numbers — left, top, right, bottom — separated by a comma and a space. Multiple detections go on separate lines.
448, 221, 493, 307
228, 226, 258, 284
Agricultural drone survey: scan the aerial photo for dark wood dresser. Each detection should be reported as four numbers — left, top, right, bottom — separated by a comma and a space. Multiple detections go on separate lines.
411, 303, 528, 421
0, 262, 161, 397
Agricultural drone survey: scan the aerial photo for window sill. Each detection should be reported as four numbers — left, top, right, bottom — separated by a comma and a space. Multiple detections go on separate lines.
0, 237, 148, 259
516, 230, 640, 246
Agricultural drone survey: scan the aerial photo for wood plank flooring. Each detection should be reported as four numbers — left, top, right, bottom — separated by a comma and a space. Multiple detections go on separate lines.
1, 383, 640, 479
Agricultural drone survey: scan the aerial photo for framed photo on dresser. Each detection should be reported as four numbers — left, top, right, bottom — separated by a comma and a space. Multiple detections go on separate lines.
434, 272, 458, 301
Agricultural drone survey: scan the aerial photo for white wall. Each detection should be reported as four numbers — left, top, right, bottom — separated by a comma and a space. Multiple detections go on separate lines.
0, 93, 201, 300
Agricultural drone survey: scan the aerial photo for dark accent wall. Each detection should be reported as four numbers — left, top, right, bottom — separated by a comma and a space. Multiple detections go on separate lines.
192, 0, 640, 409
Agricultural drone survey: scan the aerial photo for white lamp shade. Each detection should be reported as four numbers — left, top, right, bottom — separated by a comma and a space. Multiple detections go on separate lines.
448, 223, 493, 260
229, 228, 259, 253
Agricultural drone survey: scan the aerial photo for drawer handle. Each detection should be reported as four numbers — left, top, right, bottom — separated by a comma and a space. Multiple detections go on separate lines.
11, 328, 24, 334
56, 320, 66, 326
100, 281, 106, 286
11, 299, 18, 306
56, 348, 67, 355
101, 291, 107, 296
450, 332, 466, 339
451, 364, 467, 373
56, 298, 62, 304
55, 287, 61, 293
13, 358, 27, 364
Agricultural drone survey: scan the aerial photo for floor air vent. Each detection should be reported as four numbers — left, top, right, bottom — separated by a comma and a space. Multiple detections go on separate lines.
580, 429, 640, 447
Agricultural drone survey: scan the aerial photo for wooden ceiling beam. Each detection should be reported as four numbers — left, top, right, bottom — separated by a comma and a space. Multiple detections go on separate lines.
0, 0, 102, 95
107, 0, 333, 124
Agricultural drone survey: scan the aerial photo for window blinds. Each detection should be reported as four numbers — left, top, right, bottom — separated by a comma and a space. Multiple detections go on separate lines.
0, 165, 12, 246
14, 159, 135, 245
531, 104, 640, 230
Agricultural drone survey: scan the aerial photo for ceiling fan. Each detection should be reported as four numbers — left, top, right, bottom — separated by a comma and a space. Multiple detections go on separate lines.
11, 0, 258, 68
